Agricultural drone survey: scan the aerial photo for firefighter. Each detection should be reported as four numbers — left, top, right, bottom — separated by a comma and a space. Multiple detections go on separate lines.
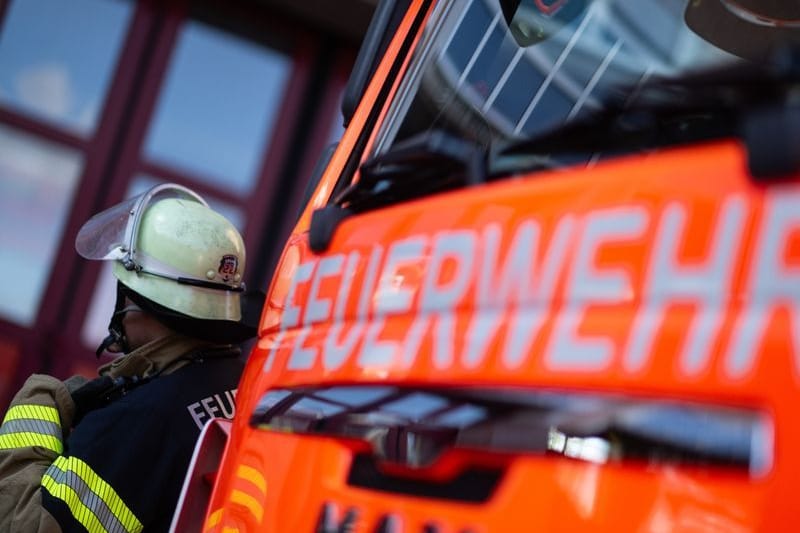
0, 183, 262, 532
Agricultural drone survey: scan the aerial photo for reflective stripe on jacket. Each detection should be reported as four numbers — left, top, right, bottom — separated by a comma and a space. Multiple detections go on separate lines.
0, 354, 242, 533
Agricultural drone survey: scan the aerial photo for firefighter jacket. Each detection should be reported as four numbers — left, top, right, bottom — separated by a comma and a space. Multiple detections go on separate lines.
0, 334, 244, 532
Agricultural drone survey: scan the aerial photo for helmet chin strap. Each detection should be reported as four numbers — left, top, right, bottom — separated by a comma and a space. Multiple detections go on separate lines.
96, 282, 132, 357
95, 325, 129, 358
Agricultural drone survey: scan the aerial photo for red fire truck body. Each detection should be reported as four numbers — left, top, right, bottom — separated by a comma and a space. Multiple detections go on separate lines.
171, 1, 800, 531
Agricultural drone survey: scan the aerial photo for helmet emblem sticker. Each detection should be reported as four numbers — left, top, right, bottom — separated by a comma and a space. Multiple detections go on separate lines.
218, 255, 239, 282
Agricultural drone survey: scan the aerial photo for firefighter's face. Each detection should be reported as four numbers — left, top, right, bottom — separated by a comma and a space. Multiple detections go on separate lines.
107, 297, 173, 353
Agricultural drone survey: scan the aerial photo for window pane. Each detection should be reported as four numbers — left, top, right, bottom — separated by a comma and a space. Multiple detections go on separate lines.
0, 125, 83, 325
144, 21, 291, 196
0, 0, 133, 136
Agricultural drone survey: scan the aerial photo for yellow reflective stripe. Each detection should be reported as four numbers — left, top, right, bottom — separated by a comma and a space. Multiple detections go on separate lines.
236, 464, 267, 495
3, 404, 60, 424
44, 456, 143, 533
0, 432, 62, 454
230, 489, 263, 523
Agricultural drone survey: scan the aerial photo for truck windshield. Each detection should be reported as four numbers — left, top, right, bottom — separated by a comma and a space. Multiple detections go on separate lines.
371, 0, 799, 157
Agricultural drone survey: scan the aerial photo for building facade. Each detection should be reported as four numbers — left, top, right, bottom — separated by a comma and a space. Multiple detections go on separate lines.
0, 0, 372, 408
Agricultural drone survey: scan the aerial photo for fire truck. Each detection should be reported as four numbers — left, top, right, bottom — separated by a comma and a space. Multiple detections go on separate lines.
172, 1, 800, 531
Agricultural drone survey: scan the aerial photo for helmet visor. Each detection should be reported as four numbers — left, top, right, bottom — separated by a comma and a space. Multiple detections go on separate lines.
75, 183, 208, 263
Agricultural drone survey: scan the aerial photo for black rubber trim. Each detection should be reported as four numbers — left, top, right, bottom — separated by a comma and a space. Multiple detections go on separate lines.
347, 453, 502, 503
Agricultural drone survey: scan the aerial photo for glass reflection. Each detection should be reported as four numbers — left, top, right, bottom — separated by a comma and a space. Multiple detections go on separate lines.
144, 21, 291, 195
374, 0, 738, 154
0, 125, 83, 325
252, 385, 771, 473
0, 0, 133, 136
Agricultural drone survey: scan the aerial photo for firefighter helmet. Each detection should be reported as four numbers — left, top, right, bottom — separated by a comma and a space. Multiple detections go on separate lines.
76, 183, 246, 322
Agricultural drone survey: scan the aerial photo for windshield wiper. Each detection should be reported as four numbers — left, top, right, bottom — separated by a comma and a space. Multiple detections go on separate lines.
309, 56, 800, 254
499, 54, 800, 178
334, 129, 487, 211
309, 131, 487, 252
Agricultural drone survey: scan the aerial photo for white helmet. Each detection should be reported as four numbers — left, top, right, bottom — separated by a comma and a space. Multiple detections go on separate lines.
76, 184, 256, 349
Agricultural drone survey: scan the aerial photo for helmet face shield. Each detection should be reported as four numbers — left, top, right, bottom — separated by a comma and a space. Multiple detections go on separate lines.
76, 184, 208, 267
75, 194, 138, 262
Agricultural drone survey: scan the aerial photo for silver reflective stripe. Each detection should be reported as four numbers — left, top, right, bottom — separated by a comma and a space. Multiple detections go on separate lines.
43, 456, 142, 533
0, 418, 61, 439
